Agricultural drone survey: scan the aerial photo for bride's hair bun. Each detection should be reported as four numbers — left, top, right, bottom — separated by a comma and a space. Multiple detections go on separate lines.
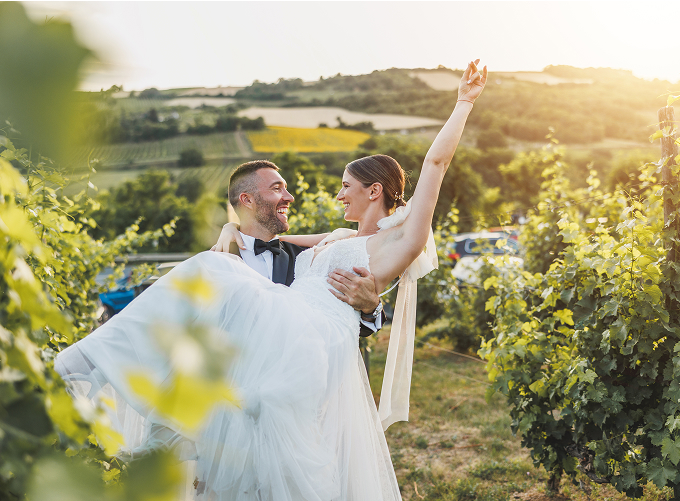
346, 155, 406, 213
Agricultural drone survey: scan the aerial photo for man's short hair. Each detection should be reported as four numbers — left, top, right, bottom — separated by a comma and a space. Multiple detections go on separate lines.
228, 160, 279, 209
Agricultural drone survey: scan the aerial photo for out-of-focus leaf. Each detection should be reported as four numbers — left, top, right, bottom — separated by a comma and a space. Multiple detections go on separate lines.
0, 158, 28, 196
91, 420, 125, 457
27, 453, 108, 501
128, 371, 239, 431
46, 389, 89, 442
5, 330, 46, 386
124, 451, 184, 501
170, 274, 214, 303
0, 2, 91, 160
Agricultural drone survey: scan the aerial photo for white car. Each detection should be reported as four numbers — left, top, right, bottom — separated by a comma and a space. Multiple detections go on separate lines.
445, 231, 523, 284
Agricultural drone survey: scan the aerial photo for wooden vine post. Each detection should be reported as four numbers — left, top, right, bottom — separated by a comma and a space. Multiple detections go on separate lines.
659, 106, 679, 262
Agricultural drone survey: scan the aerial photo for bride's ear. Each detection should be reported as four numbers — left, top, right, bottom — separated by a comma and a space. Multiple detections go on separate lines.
369, 183, 383, 200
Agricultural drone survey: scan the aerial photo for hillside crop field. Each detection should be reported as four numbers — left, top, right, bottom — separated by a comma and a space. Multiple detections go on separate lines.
239, 107, 444, 130
247, 126, 371, 153
69, 131, 245, 169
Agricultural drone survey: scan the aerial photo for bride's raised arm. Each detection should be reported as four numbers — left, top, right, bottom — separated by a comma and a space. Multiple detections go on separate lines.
369, 60, 487, 289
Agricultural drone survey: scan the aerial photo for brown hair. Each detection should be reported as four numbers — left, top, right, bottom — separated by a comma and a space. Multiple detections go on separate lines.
228, 160, 279, 209
346, 154, 406, 212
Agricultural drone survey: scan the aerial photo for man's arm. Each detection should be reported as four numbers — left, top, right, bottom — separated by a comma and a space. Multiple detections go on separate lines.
327, 267, 383, 336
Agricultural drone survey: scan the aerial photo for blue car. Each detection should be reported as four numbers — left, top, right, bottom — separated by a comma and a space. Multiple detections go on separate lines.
98, 276, 136, 323
97, 262, 181, 324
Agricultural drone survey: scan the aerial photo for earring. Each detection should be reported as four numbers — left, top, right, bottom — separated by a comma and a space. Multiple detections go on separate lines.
369, 196, 373, 200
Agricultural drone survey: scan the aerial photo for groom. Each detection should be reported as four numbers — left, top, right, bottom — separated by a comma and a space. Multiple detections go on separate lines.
211, 160, 384, 337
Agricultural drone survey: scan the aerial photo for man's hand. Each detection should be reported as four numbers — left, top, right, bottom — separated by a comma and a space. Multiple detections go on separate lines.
327, 267, 379, 313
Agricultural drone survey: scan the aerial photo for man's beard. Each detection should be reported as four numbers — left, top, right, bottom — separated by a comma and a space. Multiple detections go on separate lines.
254, 194, 289, 236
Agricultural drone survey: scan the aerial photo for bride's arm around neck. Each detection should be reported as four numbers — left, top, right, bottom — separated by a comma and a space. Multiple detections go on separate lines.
368, 60, 487, 291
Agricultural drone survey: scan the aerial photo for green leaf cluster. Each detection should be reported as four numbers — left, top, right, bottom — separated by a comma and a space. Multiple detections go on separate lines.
480, 144, 680, 497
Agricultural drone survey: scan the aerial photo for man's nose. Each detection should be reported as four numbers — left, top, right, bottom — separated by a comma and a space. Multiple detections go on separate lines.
283, 189, 294, 202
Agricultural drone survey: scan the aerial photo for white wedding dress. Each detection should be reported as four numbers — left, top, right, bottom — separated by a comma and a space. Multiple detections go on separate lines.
56, 234, 403, 500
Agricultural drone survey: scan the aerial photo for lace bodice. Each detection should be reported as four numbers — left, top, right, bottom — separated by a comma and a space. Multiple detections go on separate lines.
290, 235, 371, 323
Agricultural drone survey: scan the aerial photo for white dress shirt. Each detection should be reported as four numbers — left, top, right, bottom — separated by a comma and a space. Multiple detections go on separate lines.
237, 232, 382, 333
238, 232, 274, 281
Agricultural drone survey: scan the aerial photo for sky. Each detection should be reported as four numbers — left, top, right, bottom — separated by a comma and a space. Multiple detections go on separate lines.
23, 1, 680, 91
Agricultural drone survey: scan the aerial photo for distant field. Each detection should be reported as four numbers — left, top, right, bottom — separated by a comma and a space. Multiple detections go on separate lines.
494, 71, 593, 85
247, 126, 370, 153
411, 69, 593, 91
114, 98, 172, 112
69, 132, 245, 169
178, 86, 243, 97
239, 106, 444, 130
64, 163, 238, 197
114, 96, 236, 112
408, 70, 463, 91
166, 97, 235, 108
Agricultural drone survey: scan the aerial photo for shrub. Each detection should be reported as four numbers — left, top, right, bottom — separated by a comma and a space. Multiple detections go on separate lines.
476, 127, 508, 150
178, 147, 204, 167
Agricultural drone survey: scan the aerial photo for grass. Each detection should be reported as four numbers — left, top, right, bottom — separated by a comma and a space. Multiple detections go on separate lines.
247, 126, 371, 153
369, 328, 676, 500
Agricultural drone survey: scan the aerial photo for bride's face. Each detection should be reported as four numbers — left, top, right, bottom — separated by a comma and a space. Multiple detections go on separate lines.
337, 170, 371, 222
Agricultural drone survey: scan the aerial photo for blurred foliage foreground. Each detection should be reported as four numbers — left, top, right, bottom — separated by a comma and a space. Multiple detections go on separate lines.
0, 4, 238, 500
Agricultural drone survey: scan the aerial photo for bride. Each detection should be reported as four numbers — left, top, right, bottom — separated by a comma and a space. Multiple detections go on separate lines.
55, 60, 487, 500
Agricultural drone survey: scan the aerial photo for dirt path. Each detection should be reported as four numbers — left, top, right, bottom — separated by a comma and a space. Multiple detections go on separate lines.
234, 130, 252, 157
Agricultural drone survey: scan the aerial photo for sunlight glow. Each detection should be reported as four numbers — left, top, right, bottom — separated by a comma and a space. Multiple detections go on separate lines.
24, 1, 680, 91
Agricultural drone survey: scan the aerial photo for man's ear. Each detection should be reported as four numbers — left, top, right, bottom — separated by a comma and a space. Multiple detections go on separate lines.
239, 192, 254, 209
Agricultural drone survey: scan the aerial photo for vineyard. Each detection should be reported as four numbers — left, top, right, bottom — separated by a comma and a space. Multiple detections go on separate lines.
68, 130, 245, 169
64, 163, 239, 197
247, 126, 371, 153
173, 163, 237, 194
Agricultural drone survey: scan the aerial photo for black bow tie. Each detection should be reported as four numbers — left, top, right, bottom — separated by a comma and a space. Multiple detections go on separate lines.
253, 238, 281, 256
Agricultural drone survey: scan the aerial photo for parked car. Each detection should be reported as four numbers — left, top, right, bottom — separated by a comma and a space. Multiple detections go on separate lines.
444, 231, 523, 283
98, 275, 136, 323
97, 262, 182, 324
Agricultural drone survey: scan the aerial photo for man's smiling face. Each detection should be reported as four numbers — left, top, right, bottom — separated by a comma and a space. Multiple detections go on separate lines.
252, 168, 294, 235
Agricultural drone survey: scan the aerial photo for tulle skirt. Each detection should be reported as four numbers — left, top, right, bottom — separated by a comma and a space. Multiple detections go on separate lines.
55, 252, 401, 500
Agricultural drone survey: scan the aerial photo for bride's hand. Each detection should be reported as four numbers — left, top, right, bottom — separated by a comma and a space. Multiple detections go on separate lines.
457, 59, 487, 104
211, 222, 245, 252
